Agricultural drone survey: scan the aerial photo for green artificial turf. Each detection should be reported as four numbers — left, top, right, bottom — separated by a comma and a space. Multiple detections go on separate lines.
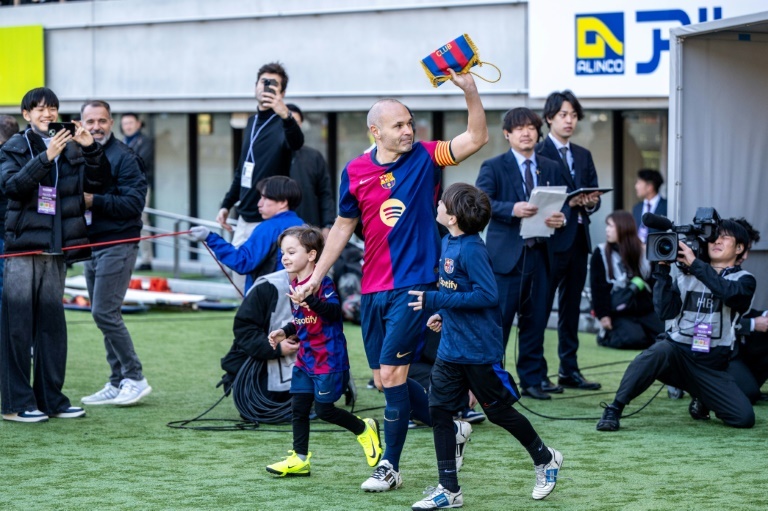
1, 309, 765, 510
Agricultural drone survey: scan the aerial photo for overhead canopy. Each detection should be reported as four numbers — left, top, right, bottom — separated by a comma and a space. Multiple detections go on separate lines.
669, 11, 768, 307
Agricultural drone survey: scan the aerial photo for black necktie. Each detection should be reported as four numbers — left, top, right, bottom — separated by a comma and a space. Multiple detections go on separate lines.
524, 159, 534, 200
559, 146, 574, 179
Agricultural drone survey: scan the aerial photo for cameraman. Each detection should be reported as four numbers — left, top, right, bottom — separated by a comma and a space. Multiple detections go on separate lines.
597, 219, 756, 431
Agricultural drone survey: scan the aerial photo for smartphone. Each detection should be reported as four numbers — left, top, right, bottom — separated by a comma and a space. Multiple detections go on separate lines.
47, 122, 77, 138
262, 78, 278, 95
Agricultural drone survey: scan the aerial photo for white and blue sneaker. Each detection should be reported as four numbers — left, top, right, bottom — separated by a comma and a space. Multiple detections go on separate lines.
51, 407, 86, 419
532, 447, 563, 500
457, 407, 486, 424
2, 410, 49, 423
412, 484, 463, 509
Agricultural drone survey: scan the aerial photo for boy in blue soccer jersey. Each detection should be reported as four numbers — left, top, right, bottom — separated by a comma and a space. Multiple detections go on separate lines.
267, 226, 382, 476
407, 184, 564, 509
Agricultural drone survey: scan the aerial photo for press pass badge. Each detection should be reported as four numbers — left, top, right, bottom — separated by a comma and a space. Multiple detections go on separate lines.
241, 161, 255, 189
38, 185, 57, 215
692, 323, 712, 352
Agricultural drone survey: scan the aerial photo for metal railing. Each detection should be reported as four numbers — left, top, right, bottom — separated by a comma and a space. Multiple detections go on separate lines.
142, 207, 235, 278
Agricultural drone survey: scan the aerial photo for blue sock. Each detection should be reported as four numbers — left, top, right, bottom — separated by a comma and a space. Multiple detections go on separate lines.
382, 383, 410, 471
406, 378, 433, 426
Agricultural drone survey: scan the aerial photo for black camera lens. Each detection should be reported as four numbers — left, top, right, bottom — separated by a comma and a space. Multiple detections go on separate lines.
656, 237, 675, 257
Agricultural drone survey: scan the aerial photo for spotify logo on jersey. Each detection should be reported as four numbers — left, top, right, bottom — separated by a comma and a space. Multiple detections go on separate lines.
379, 199, 406, 227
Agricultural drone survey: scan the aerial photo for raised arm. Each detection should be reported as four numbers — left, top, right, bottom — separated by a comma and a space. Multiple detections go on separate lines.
445, 69, 489, 163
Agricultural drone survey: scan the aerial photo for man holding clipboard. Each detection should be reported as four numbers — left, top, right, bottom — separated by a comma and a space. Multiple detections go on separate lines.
536, 90, 606, 393
476, 108, 567, 401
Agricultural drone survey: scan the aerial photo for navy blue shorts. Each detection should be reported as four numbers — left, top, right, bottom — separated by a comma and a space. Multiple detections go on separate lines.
429, 358, 520, 411
360, 284, 432, 368
290, 366, 349, 404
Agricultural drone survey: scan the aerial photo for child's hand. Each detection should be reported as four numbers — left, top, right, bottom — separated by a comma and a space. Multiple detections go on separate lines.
427, 314, 442, 332
268, 329, 286, 349
407, 290, 425, 311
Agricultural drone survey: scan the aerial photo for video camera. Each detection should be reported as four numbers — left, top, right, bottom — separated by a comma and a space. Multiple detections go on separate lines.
645, 207, 721, 264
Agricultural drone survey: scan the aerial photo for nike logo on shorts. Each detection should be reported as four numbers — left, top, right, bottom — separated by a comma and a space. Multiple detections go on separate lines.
318, 391, 331, 395
325, 291, 334, 298
396, 351, 412, 359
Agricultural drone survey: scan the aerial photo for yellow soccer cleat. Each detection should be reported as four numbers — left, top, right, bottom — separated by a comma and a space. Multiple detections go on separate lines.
357, 417, 383, 467
266, 450, 311, 477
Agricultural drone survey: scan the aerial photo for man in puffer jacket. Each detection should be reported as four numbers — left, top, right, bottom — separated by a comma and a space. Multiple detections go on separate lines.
0, 87, 111, 423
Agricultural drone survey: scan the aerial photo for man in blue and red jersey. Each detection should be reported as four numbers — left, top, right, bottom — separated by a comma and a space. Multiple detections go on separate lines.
291, 69, 488, 492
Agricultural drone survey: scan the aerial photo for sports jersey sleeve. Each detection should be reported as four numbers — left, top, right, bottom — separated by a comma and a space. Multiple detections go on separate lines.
338, 166, 360, 218
421, 140, 457, 167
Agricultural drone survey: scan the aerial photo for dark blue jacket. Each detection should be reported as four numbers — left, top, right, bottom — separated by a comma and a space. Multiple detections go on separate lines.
424, 233, 503, 365
87, 134, 147, 245
476, 150, 563, 274
536, 136, 600, 252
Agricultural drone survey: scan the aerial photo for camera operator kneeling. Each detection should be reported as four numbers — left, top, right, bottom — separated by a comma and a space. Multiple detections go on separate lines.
591, 211, 664, 350
597, 219, 755, 431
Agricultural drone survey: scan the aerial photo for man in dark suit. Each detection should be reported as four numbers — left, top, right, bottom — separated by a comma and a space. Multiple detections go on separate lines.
476, 108, 567, 400
632, 169, 667, 243
536, 90, 602, 393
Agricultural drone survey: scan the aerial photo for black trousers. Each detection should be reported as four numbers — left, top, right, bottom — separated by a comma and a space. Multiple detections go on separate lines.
546, 224, 589, 376
598, 313, 664, 350
728, 333, 768, 403
615, 340, 754, 428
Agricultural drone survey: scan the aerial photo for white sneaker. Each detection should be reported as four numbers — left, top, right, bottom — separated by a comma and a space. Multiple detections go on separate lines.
532, 447, 563, 500
81, 383, 120, 405
454, 420, 472, 471
112, 378, 152, 406
412, 484, 463, 509
361, 460, 402, 492
2, 410, 49, 423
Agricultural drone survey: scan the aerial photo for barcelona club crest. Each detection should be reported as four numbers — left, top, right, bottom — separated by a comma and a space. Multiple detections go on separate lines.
380, 172, 395, 189
444, 258, 455, 274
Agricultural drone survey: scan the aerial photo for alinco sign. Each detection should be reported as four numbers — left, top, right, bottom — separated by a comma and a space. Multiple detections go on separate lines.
528, 0, 765, 98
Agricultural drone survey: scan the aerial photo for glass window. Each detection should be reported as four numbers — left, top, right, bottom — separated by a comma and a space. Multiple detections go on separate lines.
151, 113, 189, 261
622, 110, 668, 210
300, 111, 329, 162
197, 113, 233, 225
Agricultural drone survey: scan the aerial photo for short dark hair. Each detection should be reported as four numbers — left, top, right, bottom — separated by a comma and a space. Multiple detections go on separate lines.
21, 87, 59, 113
542, 90, 584, 127
441, 183, 491, 235
256, 176, 302, 210
502, 108, 543, 141
257, 62, 289, 92
637, 169, 664, 193
732, 217, 760, 249
80, 100, 112, 116
286, 103, 303, 123
278, 225, 325, 260
0, 115, 19, 145
717, 219, 750, 257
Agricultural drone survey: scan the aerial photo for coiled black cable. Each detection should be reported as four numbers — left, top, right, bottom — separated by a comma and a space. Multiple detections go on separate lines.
231, 357, 292, 425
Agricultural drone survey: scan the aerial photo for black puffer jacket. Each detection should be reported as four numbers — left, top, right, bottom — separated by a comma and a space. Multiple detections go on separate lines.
0, 129, 112, 263
87, 134, 147, 245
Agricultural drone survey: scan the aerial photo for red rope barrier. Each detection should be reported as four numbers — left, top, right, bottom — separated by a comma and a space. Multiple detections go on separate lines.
203, 242, 244, 298
0, 230, 193, 259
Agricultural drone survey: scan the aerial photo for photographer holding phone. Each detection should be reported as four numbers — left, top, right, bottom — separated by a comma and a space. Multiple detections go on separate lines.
596, 218, 756, 432
217, 62, 304, 294
0, 87, 112, 423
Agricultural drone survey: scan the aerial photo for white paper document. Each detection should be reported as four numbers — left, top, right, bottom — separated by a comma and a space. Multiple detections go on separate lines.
520, 186, 568, 239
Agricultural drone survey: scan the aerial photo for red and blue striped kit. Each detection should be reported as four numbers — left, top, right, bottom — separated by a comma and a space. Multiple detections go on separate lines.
421, 34, 480, 87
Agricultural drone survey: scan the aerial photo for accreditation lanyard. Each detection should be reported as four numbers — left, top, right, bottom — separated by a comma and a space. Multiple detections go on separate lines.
38, 160, 59, 215
25, 129, 60, 215
241, 113, 277, 189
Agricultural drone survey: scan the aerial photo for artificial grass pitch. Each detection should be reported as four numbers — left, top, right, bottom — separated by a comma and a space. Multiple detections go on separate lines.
0, 310, 765, 510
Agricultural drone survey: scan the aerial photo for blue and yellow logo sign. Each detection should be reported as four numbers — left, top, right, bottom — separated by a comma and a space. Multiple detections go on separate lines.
575, 13, 624, 75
